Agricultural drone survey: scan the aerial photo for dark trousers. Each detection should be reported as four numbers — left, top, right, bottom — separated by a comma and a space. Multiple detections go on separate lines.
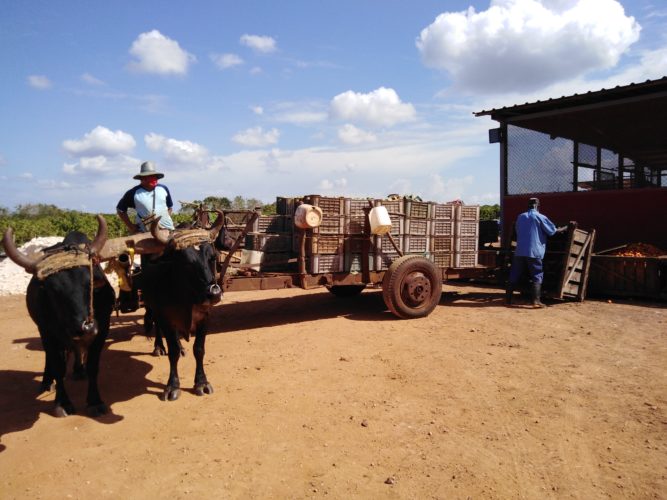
509, 255, 544, 285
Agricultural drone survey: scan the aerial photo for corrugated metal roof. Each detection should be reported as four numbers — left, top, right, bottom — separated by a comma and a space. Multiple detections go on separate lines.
474, 77, 667, 170
474, 76, 667, 118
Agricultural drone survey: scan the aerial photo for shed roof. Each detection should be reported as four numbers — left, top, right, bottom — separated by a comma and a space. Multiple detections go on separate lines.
474, 77, 667, 170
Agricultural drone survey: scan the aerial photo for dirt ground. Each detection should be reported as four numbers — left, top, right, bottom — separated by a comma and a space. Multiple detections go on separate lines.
0, 283, 665, 499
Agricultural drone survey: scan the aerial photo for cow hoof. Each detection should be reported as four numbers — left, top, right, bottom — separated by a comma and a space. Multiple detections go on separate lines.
87, 403, 109, 417
38, 381, 54, 394
161, 387, 181, 401
195, 383, 214, 396
53, 403, 75, 418
152, 346, 166, 356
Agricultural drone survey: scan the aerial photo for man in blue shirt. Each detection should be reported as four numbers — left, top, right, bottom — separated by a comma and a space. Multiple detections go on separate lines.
506, 198, 566, 308
116, 161, 175, 234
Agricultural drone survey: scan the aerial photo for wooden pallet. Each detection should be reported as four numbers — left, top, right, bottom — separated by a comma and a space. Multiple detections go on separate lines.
554, 226, 596, 301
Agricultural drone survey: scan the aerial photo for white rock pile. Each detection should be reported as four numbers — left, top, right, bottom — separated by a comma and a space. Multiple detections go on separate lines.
0, 236, 63, 296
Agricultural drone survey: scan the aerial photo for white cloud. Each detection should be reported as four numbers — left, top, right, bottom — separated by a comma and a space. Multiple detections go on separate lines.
250, 66, 263, 75
251, 105, 264, 115
275, 111, 327, 125
426, 173, 475, 202
81, 73, 104, 85
145, 133, 209, 165
330, 87, 417, 127
127, 30, 196, 76
211, 53, 244, 69
416, 0, 641, 93
232, 127, 280, 147
240, 34, 277, 54
27, 75, 52, 90
63, 126, 136, 157
62, 154, 139, 176
338, 124, 377, 145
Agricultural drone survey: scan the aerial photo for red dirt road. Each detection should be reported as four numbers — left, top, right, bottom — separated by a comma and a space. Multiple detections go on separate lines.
1, 284, 666, 498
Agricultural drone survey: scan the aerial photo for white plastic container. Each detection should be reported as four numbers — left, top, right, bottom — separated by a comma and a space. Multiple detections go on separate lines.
240, 249, 263, 271
294, 204, 323, 229
369, 206, 392, 235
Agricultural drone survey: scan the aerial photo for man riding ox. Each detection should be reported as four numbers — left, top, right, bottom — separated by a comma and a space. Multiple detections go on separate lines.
2, 216, 115, 417
134, 210, 224, 402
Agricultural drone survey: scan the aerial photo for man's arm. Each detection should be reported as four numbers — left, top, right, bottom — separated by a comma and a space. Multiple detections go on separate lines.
117, 209, 139, 234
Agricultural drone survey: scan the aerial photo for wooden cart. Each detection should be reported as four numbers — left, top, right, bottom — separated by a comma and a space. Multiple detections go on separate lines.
215, 209, 493, 319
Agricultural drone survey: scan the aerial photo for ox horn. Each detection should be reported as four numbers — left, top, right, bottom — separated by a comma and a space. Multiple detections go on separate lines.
150, 217, 170, 245
208, 210, 225, 240
88, 214, 108, 255
2, 227, 39, 274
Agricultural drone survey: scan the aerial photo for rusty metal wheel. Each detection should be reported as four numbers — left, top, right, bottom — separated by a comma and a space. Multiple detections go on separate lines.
382, 255, 442, 319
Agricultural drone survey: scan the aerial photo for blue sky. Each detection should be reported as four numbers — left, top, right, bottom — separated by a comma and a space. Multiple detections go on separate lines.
1, 0, 666, 213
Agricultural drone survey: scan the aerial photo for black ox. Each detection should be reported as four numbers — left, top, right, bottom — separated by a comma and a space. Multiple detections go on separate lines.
134, 212, 225, 401
2, 216, 115, 417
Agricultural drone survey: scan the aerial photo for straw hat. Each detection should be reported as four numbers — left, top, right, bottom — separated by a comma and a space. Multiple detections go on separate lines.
133, 161, 164, 180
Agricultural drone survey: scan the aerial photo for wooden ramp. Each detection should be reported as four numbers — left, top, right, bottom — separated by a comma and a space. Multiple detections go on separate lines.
553, 225, 596, 301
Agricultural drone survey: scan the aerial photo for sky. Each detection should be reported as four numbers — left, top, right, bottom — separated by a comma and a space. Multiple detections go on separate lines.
1, 0, 666, 213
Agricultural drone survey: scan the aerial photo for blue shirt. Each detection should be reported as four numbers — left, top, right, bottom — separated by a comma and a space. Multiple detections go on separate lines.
514, 208, 557, 259
116, 184, 175, 231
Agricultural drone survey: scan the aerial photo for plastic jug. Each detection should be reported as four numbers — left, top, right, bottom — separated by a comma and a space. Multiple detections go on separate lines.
240, 249, 263, 271
294, 204, 323, 229
369, 206, 392, 235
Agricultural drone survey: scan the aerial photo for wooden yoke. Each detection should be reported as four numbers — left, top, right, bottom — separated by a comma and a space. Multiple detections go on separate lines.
96, 230, 171, 262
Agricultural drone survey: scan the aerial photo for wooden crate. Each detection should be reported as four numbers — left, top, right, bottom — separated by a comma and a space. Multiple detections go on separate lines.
309, 254, 344, 274
345, 198, 373, 217
403, 235, 430, 254
405, 218, 430, 236
457, 205, 480, 221
245, 232, 293, 253
455, 252, 478, 268
404, 199, 430, 219
431, 235, 454, 253
588, 255, 666, 300
432, 220, 455, 236
430, 252, 454, 268
375, 199, 404, 215
307, 235, 344, 254
345, 253, 375, 273
431, 203, 456, 220
312, 215, 346, 235
303, 195, 345, 215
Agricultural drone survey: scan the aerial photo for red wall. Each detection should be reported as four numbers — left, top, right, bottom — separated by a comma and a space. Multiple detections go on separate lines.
502, 188, 667, 252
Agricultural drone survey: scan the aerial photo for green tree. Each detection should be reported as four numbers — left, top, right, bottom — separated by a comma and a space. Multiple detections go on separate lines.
480, 204, 500, 220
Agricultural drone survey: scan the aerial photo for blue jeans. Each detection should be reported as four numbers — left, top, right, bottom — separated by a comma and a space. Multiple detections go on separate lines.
509, 256, 544, 285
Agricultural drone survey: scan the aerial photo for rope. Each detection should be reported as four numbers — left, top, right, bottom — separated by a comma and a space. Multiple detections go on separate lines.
88, 258, 95, 324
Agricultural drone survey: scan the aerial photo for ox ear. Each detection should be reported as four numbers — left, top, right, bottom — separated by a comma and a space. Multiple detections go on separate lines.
2, 227, 39, 273
150, 217, 170, 246
208, 210, 224, 240
89, 215, 108, 255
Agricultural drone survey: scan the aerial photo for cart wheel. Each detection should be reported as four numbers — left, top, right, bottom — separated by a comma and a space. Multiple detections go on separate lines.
326, 284, 366, 297
382, 255, 442, 319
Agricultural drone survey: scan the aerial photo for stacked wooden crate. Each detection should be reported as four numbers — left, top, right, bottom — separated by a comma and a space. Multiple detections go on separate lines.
302, 195, 376, 274
242, 195, 479, 274
430, 202, 456, 268
455, 205, 480, 268
243, 200, 296, 272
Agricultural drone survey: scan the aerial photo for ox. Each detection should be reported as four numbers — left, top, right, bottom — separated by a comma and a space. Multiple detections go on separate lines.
2, 216, 115, 417
134, 212, 224, 401
145, 218, 235, 358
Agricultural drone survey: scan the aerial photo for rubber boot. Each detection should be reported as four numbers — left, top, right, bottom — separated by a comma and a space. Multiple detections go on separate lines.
531, 282, 546, 308
505, 285, 514, 305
